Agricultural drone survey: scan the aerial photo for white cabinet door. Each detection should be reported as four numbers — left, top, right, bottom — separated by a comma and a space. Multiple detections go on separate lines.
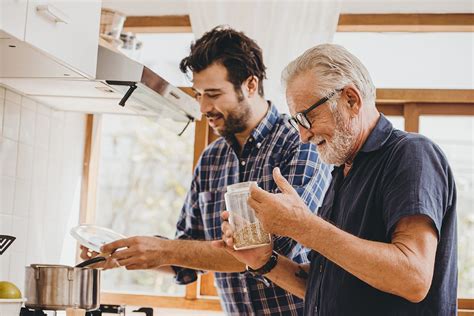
0, 0, 28, 40
24, 0, 101, 79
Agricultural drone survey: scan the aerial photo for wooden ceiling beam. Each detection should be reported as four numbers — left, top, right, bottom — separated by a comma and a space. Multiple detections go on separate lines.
124, 15, 192, 33
123, 14, 474, 33
376, 89, 474, 104
337, 13, 474, 32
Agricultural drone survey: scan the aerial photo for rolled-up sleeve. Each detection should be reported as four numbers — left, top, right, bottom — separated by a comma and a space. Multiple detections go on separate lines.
172, 165, 204, 284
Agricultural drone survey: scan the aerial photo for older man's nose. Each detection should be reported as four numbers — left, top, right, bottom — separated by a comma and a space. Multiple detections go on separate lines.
299, 127, 313, 143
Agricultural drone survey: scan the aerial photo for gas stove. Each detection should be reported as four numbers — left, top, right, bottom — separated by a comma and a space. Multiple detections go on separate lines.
19, 305, 153, 316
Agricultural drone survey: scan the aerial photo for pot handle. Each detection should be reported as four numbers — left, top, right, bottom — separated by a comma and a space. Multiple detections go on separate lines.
75, 256, 106, 268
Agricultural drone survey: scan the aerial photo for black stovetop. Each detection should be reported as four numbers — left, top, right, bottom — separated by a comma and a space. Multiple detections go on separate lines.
20, 305, 153, 316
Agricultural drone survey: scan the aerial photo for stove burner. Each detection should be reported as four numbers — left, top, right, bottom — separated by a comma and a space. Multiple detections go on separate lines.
19, 308, 47, 316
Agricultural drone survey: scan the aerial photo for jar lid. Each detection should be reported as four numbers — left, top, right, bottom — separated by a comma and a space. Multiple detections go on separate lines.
226, 181, 257, 193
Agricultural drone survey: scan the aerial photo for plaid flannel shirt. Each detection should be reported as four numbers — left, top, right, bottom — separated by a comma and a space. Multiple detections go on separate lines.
174, 104, 332, 315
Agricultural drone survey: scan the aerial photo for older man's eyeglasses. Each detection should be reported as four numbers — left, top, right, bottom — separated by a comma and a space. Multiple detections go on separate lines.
289, 89, 342, 130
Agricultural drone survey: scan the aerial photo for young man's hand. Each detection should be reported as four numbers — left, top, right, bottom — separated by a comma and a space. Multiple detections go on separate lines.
101, 236, 171, 270
212, 211, 273, 270
79, 245, 119, 270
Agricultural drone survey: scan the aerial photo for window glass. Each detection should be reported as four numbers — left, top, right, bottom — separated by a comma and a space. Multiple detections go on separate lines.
419, 116, 474, 298
95, 114, 195, 295
385, 115, 404, 131
333, 32, 473, 89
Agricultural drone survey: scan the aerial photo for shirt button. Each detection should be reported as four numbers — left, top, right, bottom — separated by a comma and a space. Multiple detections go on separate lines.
256, 142, 262, 148
241, 161, 246, 166
315, 306, 318, 313
319, 264, 323, 272
243, 288, 247, 293
248, 138, 253, 143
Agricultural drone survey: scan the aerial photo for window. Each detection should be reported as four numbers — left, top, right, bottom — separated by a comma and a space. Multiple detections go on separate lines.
333, 32, 473, 89
419, 116, 474, 298
384, 116, 404, 131
95, 114, 194, 295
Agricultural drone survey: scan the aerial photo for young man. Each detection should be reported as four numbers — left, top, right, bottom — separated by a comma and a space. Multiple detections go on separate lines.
82, 26, 332, 315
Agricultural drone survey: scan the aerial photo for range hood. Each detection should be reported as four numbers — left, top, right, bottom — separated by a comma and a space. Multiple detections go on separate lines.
94, 42, 201, 122
0, 31, 200, 122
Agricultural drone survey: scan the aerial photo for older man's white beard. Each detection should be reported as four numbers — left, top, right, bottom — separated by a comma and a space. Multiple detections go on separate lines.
312, 109, 357, 166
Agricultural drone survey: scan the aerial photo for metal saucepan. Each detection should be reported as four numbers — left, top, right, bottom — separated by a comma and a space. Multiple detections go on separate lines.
24, 257, 106, 311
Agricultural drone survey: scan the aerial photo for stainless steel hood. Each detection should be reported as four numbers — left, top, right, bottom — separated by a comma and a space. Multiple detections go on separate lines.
0, 30, 200, 122
95, 43, 201, 122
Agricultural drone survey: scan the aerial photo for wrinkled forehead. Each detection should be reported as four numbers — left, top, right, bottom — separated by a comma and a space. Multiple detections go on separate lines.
286, 74, 323, 114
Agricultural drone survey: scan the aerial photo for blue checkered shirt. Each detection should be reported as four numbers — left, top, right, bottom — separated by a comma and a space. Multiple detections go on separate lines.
174, 104, 332, 315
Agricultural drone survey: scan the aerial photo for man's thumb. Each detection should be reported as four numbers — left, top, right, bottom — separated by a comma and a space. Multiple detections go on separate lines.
273, 167, 297, 195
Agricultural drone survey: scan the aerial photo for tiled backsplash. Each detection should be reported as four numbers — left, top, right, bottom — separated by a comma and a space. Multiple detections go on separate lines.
0, 86, 86, 293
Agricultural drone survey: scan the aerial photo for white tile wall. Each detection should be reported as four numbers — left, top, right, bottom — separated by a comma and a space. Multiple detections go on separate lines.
3, 98, 21, 141
0, 137, 18, 177
0, 86, 86, 295
0, 87, 5, 136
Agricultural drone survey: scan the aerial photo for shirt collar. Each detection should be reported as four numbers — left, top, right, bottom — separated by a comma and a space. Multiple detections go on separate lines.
360, 114, 393, 153
249, 102, 279, 143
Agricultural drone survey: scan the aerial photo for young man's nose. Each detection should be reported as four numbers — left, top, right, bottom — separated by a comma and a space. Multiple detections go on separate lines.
199, 98, 214, 114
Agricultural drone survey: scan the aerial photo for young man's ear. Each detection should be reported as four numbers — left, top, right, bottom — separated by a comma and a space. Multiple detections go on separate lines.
243, 76, 259, 97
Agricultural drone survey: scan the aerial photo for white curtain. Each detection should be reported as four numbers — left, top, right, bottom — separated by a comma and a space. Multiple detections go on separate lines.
187, 0, 341, 113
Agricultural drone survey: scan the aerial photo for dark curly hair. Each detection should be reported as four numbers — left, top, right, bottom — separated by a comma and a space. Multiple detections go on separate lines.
179, 25, 267, 97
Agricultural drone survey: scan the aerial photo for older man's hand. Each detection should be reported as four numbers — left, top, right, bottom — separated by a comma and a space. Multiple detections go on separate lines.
248, 167, 312, 237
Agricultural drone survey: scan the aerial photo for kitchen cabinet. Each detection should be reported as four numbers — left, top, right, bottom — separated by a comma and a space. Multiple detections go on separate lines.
0, 0, 28, 40
24, 0, 101, 78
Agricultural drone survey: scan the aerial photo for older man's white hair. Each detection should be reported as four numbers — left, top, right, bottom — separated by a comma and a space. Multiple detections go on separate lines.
281, 44, 376, 110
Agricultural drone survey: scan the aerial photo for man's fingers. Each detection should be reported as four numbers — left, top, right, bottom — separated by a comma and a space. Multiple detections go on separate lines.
80, 246, 99, 259
222, 220, 232, 233
249, 183, 271, 203
116, 257, 140, 268
273, 167, 297, 195
221, 210, 230, 221
248, 198, 261, 213
110, 248, 133, 261
101, 237, 130, 253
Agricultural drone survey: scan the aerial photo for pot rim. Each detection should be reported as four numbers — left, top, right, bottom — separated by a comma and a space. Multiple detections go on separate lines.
27, 264, 102, 271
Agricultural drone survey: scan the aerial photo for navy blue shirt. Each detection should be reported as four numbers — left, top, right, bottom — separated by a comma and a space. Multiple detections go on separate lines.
305, 115, 457, 316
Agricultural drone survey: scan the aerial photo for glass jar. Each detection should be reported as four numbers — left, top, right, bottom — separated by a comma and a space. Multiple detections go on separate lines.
224, 182, 271, 250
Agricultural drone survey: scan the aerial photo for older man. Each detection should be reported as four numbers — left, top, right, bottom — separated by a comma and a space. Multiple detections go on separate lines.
216, 44, 457, 315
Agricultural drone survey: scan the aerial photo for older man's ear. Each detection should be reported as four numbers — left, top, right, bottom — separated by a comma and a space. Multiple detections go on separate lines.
342, 85, 363, 117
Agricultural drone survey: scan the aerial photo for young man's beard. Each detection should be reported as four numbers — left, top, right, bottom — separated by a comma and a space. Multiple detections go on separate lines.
216, 100, 252, 138
316, 108, 357, 166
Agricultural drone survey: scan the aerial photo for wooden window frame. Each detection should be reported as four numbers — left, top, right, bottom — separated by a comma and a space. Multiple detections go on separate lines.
80, 88, 473, 311
123, 13, 474, 33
